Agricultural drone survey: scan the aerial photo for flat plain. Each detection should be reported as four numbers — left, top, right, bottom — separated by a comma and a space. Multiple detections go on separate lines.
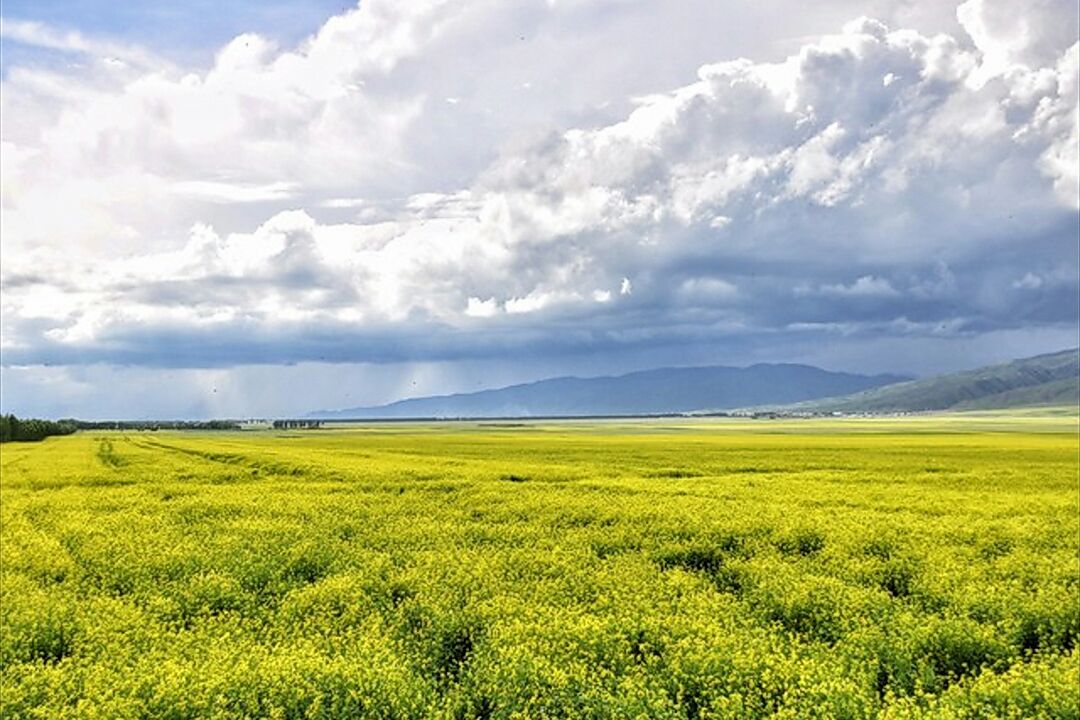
1, 412, 1077, 719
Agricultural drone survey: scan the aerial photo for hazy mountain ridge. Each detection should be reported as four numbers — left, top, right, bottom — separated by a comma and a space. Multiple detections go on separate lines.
785, 349, 1079, 413
309, 363, 909, 419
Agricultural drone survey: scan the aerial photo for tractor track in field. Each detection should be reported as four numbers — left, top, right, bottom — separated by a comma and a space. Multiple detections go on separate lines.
95, 437, 128, 468
128, 437, 338, 480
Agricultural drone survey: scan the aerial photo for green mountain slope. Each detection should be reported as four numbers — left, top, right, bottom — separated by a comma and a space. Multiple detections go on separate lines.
796, 349, 1079, 413
952, 376, 1079, 410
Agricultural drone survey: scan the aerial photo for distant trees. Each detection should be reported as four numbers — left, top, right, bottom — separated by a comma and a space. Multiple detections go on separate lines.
272, 420, 323, 430
0, 415, 78, 443
0, 416, 321, 441
72, 420, 241, 431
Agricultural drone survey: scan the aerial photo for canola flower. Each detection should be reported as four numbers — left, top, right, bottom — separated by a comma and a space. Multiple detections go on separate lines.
0, 413, 1077, 719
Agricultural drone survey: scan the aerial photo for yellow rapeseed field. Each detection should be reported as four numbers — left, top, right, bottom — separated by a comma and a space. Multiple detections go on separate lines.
1, 412, 1077, 719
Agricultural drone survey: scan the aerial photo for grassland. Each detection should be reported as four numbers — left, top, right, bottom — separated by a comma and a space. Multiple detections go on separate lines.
1, 413, 1078, 719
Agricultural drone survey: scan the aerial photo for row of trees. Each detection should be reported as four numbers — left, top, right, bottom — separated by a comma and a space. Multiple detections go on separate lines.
73, 420, 240, 431
272, 420, 323, 429
0, 415, 78, 443
0, 415, 326, 442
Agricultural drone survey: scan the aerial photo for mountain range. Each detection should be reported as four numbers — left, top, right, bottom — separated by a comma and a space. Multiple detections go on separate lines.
309, 348, 1079, 419
310, 363, 909, 419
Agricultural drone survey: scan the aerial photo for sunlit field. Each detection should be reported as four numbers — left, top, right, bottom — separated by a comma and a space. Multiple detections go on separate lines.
2, 412, 1078, 719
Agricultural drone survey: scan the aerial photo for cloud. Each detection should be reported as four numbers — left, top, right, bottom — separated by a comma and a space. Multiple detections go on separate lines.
813, 276, 901, 298
0, 18, 164, 68
0, 3, 457, 258
170, 180, 300, 204
1013, 272, 1044, 290
957, 0, 1078, 80
466, 297, 499, 317
1, 1, 1077, 400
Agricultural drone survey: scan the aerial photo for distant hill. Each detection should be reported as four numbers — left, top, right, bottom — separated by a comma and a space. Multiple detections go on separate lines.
789, 349, 1079, 413
310, 364, 910, 419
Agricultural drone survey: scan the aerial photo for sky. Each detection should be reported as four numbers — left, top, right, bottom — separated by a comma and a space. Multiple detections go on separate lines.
1, 0, 1077, 419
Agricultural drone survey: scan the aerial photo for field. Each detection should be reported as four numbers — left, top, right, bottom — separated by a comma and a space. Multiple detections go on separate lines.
1, 413, 1078, 719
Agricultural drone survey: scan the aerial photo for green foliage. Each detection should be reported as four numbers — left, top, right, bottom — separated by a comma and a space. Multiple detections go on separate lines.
0, 414, 77, 443
0, 414, 1077, 718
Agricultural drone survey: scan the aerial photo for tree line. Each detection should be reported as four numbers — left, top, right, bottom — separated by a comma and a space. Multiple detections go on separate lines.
0, 415, 325, 442
72, 420, 241, 431
0, 415, 78, 443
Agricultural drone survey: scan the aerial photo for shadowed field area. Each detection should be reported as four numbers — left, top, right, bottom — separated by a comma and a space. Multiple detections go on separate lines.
1, 412, 1078, 719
